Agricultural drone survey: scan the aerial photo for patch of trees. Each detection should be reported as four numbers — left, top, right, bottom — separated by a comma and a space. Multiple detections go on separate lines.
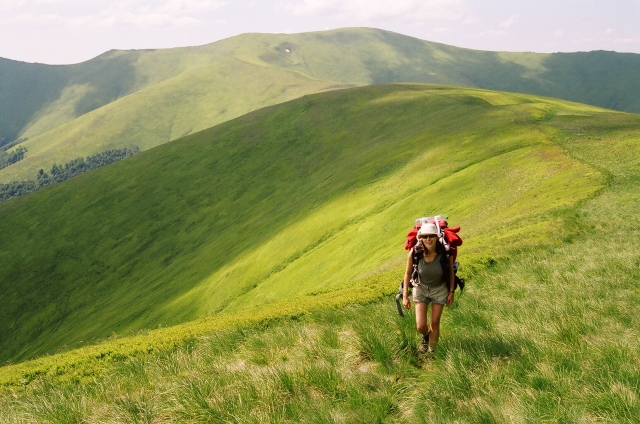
0, 146, 28, 171
1, 137, 28, 151
0, 146, 139, 203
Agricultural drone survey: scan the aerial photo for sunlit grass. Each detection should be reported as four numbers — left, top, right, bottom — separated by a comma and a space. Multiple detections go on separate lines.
0, 84, 639, 422
2, 225, 638, 422
0, 84, 608, 365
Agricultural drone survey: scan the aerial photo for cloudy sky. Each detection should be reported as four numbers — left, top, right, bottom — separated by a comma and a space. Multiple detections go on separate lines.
2, 0, 639, 64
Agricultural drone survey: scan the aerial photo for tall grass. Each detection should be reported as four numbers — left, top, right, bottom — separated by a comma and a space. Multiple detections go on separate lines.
2, 228, 638, 423
3, 190, 640, 423
0, 303, 414, 423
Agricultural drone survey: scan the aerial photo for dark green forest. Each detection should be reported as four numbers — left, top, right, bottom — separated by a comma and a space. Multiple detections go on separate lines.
0, 146, 27, 171
0, 146, 138, 202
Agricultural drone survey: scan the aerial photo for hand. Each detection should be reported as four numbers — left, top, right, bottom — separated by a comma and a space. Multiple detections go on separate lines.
446, 292, 454, 306
402, 295, 411, 310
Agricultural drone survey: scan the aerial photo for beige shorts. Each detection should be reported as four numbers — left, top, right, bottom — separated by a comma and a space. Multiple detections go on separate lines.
412, 283, 449, 305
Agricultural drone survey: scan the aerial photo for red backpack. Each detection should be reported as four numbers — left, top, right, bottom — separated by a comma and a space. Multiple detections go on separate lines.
404, 215, 462, 262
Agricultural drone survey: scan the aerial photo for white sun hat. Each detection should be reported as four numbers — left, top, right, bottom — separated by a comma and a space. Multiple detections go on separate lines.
417, 223, 439, 238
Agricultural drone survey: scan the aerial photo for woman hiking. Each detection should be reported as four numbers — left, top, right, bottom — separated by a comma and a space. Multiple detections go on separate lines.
402, 222, 455, 354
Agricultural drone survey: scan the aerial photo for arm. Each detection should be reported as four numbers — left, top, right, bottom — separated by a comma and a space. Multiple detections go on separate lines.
402, 251, 413, 310
446, 254, 455, 306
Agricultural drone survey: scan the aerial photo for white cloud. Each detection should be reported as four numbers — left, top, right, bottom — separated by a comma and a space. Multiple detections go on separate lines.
605, 28, 613, 34
5, 0, 227, 28
158, 0, 227, 15
13, 13, 61, 23
554, 29, 565, 37
614, 37, 640, 44
284, 0, 466, 23
0, 0, 25, 10
477, 30, 506, 37
67, 9, 202, 28
0, 0, 68, 10
498, 15, 518, 28
462, 16, 478, 25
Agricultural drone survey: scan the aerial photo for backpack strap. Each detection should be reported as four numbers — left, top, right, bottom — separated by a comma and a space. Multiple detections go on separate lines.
440, 250, 465, 292
439, 249, 451, 283
410, 246, 421, 286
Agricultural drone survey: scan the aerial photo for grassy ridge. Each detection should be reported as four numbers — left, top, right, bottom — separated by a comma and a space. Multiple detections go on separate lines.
0, 58, 348, 182
0, 46, 231, 145
0, 58, 68, 147
0, 85, 638, 422
0, 84, 616, 367
2, 28, 640, 182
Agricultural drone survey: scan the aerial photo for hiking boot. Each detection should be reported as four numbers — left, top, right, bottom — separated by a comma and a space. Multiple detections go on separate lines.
422, 349, 436, 362
418, 332, 430, 353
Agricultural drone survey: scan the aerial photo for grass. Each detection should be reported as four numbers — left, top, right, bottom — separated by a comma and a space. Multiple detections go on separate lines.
1, 226, 638, 422
0, 84, 613, 366
0, 83, 638, 422
0, 57, 347, 182
0, 272, 396, 389
3, 28, 640, 182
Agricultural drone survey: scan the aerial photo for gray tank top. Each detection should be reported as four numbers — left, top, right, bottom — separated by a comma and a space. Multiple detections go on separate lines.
417, 253, 444, 287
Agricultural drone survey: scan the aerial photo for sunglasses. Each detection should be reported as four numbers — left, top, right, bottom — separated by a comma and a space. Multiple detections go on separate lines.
419, 234, 438, 239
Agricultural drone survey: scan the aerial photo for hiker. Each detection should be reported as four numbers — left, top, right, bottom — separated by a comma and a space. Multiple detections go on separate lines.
402, 222, 455, 354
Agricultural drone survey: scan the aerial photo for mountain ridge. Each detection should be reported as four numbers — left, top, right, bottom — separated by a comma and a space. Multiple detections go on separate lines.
1, 27, 639, 182
1, 83, 627, 365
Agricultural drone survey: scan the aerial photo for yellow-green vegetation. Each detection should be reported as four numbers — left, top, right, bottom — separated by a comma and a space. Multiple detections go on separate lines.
0, 272, 394, 389
0, 83, 639, 422
0, 84, 608, 365
3, 28, 640, 182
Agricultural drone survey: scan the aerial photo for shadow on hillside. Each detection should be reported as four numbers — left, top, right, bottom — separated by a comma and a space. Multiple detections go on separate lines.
72, 51, 141, 117
0, 51, 141, 147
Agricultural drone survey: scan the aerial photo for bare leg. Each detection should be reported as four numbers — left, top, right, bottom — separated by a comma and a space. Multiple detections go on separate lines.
429, 303, 445, 351
415, 302, 430, 347
415, 302, 429, 336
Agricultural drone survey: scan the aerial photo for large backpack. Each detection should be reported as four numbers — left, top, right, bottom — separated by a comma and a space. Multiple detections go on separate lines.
395, 215, 465, 317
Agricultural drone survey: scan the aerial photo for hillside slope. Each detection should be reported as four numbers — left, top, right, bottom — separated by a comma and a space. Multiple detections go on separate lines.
2, 28, 639, 182
1, 84, 630, 365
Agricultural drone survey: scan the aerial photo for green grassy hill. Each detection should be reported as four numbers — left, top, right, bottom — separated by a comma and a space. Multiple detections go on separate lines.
2, 28, 639, 183
1, 83, 633, 368
1, 83, 639, 423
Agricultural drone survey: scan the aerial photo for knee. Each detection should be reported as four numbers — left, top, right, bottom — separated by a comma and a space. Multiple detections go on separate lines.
416, 322, 429, 333
430, 319, 441, 332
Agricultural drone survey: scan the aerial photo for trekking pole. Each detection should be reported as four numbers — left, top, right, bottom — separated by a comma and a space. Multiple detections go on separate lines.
395, 290, 404, 317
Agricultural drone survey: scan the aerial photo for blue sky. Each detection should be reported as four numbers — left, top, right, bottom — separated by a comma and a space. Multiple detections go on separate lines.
2, 0, 639, 64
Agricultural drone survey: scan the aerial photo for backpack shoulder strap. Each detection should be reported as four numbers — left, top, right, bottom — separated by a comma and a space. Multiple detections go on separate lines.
439, 249, 452, 282
410, 247, 421, 286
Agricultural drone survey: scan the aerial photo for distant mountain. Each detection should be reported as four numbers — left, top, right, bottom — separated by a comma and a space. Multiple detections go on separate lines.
1, 27, 639, 182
